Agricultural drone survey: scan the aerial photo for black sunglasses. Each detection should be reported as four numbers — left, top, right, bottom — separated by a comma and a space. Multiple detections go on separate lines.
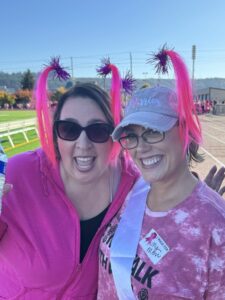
54, 120, 114, 143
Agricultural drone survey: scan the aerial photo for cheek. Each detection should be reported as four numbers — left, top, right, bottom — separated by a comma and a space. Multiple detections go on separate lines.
97, 141, 113, 161
165, 136, 184, 165
57, 139, 72, 158
127, 149, 136, 161
57, 139, 64, 154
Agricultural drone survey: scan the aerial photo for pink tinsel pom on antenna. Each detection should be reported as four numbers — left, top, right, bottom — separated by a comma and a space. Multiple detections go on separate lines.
96, 58, 112, 76
122, 71, 136, 95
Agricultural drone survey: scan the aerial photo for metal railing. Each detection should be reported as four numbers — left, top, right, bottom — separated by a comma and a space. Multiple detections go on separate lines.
0, 118, 38, 148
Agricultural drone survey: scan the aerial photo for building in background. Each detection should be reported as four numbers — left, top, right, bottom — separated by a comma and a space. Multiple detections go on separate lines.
195, 87, 225, 104
195, 87, 225, 115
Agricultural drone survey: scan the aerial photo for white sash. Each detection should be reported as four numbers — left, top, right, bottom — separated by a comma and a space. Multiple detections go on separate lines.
110, 177, 150, 300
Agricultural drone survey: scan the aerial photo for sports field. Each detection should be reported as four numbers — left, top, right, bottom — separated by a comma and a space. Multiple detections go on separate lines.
0, 110, 40, 157
0, 110, 36, 122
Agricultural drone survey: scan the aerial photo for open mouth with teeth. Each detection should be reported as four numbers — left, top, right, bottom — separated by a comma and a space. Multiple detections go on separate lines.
74, 156, 96, 172
140, 155, 163, 168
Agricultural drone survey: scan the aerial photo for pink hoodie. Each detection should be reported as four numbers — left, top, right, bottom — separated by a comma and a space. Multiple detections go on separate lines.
0, 148, 139, 299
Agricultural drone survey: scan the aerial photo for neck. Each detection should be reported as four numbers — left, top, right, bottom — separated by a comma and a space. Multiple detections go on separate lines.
60, 163, 120, 220
147, 163, 198, 212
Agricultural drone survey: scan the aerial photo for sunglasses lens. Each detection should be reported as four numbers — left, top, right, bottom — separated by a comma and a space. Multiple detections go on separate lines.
56, 121, 81, 141
87, 124, 113, 143
55, 121, 113, 143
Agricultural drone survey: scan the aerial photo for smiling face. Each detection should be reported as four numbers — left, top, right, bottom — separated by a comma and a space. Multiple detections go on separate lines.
126, 124, 187, 184
57, 96, 113, 184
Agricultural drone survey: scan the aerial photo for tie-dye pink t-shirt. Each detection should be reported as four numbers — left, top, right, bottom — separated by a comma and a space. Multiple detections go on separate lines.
98, 181, 225, 300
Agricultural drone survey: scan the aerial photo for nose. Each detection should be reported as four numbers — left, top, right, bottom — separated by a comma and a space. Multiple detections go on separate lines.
136, 136, 152, 153
75, 130, 92, 149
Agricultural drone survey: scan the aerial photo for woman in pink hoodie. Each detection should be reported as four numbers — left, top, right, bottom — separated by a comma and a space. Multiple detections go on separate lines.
0, 60, 139, 299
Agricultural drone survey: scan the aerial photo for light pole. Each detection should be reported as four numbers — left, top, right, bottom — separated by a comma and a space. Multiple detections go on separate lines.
70, 57, 74, 79
129, 52, 133, 76
192, 45, 196, 82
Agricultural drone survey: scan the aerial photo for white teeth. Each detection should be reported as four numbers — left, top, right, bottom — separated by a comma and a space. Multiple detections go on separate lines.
76, 157, 93, 162
142, 156, 161, 166
75, 157, 94, 166
74, 156, 95, 172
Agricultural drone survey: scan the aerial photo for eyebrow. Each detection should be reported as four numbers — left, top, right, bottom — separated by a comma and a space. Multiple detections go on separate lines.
123, 127, 136, 134
61, 117, 107, 125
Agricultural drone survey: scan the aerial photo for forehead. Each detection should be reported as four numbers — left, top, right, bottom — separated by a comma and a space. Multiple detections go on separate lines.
60, 96, 107, 122
123, 124, 148, 133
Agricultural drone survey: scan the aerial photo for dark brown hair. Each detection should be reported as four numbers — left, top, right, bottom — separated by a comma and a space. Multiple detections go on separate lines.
187, 141, 204, 165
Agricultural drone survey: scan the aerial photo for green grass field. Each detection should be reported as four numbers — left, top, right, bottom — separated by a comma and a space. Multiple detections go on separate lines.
5, 139, 40, 157
0, 110, 36, 122
0, 110, 40, 157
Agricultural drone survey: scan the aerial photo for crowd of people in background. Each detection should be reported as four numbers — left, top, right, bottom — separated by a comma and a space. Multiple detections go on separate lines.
195, 99, 213, 114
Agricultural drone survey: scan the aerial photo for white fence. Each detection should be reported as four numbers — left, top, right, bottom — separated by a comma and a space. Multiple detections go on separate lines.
0, 118, 38, 148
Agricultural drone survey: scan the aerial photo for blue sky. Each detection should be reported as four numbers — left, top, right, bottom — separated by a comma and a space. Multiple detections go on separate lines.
1, 0, 225, 78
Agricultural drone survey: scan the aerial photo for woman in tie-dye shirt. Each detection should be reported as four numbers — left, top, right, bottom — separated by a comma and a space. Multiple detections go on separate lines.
97, 48, 225, 300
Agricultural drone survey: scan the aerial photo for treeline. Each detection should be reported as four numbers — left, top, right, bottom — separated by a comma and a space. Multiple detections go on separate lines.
2, 71, 225, 92
0, 71, 72, 91
0, 69, 114, 109
0, 70, 72, 109
1, 69, 225, 109
0, 87, 71, 109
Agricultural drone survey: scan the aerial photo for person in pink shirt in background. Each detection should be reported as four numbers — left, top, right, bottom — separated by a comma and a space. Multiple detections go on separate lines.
97, 48, 225, 300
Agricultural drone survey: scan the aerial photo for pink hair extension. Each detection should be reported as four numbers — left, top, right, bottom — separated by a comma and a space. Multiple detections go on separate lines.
97, 59, 122, 162
165, 50, 202, 153
109, 64, 122, 162
36, 66, 56, 165
109, 64, 122, 126
35, 58, 70, 166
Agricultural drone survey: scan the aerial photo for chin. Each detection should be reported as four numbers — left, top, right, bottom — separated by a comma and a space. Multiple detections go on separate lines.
142, 170, 165, 184
75, 174, 96, 184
